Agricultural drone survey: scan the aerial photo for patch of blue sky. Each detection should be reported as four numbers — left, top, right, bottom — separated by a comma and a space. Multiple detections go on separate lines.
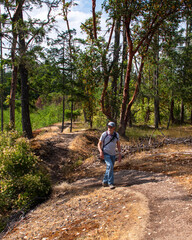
71, 0, 104, 13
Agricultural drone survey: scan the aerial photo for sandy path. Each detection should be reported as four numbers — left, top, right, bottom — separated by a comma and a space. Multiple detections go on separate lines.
114, 170, 192, 240
1, 171, 192, 240
70, 170, 192, 240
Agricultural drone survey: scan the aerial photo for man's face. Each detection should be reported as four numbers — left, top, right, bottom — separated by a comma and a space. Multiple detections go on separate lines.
108, 126, 115, 134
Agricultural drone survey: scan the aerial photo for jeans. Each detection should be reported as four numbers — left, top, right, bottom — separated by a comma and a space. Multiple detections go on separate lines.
103, 153, 116, 185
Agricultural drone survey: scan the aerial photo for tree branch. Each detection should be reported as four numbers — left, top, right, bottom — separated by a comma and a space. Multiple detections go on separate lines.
26, 1, 58, 49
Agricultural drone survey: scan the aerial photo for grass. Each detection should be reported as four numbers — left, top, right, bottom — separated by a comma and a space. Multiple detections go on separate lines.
1, 104, 67, 132
30, 104, 63, 130
126, 125, 192, 140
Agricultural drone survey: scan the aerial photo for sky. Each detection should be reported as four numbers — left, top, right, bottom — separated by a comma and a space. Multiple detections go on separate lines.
0, 0, 108, 56
30, 0, 108, 40
56, 0, 108, 39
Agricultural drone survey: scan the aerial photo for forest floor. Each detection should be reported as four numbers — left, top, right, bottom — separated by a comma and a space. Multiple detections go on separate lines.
1, 123, 192, 240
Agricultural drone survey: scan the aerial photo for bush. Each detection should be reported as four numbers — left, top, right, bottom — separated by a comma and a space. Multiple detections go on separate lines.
65, 109, 81, 121
0, 131, 51, 216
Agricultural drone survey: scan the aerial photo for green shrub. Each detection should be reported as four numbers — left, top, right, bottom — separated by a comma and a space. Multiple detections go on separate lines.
65, 109, 81, 121
0, 131, 51, 215
0, 139, 38, 179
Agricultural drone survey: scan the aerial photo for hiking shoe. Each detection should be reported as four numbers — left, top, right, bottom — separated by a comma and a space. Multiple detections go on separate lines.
109, 184, 115, 189
102, 182, 108, 187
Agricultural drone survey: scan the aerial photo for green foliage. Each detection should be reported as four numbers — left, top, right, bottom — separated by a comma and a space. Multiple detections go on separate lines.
0, 131, 51, 216
93, 109, 109, 129
31, 104, 81, 129
65, 109, 81, 121
1, 103, 82, 132
31, 104, 63, 130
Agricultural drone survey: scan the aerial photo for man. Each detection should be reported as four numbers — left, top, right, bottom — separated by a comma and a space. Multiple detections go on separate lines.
98, 122, 122, 189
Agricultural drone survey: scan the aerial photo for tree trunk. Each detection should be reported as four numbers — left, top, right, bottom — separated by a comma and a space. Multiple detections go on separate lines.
100, 54, 116, 122
10, 66, 18, 128
0, 16, 3, 132
119, 56, 144, 136
83, 110, 88, 123
111, 17, 120, 119
9, 24, 18, 129
119, 21, 127, 95
61, 41, 65, 133
180, 100, 184, 124
154, 96, 160, 129
19, 10, 33, 139
70, 100, 73, 132
9, 0, 25, 128
167, 97, 174, 130
119, 51, 134, 132
61, 95, 65, 132
170, 98, 175, 124
19, 63, 33, 138
89, 115, 93, 129
92, 0, 97, 40
153, 33, 160, 129
145, 98, 151, 123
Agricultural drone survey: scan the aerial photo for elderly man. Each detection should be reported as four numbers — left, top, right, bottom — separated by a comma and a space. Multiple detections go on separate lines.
98, 122, 122, 189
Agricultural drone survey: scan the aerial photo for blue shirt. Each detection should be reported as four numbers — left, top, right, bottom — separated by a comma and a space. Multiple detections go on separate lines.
100, 131, 119, 156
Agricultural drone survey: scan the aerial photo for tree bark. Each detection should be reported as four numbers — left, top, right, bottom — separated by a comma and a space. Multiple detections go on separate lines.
9, 0, 25, 128
180, 100, 184, 124
70, 100, 73, 132
61, 41, 65, 133
167, 98, 175, 130
61, 95, 65, 132
0, 14, 3, 132
111, 17, 120, 119
145, 98, 151, 123
119, 59, 144, 135
19, 63, 33, 138
153, 33, 160, 129
119, 21, 127, 95
154, 96, 160, 129
119, 50, 134, 132
18, 10, 33, 139
10, 65, 18, 128
170, 98, 175, 124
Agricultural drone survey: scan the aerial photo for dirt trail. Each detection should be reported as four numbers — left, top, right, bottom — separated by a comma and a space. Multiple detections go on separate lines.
1, 125, 192, 240
115, 170, 192, 240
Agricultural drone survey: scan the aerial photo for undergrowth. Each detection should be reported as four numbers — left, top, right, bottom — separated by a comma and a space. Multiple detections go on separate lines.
0, 131, 51, 232
126, 125, 192, 140
2, 104, 81, 132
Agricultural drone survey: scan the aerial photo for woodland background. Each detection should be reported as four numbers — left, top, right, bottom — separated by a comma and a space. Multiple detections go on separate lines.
0, 0, 192, 137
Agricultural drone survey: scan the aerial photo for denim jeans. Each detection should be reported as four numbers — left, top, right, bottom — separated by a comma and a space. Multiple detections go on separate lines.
103, 153, 116, 185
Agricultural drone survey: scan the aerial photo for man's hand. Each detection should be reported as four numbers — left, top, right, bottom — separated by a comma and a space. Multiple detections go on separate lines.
117, 141, 121, 162
100, 151, 104, 160
118, 154, 122, 163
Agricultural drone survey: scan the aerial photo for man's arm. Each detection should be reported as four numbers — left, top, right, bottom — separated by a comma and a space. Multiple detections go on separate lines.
98, 140, 104, 159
